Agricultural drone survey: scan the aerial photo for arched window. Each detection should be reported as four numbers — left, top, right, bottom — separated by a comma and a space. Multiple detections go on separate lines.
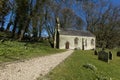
74, 37, 79, 45
91, 39, 94, 46
85, 39, 87, 46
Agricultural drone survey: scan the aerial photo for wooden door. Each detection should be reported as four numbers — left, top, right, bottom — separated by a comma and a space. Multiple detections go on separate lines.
65, 42, 69, 49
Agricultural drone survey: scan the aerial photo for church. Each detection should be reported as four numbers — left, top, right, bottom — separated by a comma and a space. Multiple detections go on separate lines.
54, 18, 96, 50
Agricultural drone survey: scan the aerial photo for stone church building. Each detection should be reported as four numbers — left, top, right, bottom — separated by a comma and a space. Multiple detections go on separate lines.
54, 18, 96, 50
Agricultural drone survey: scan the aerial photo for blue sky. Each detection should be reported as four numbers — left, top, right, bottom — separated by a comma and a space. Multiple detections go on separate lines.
111, 0, 120, 6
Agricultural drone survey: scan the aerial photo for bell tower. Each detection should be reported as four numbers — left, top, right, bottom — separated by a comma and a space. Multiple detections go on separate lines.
56, 17, 60, 32
54, 17, 60, 48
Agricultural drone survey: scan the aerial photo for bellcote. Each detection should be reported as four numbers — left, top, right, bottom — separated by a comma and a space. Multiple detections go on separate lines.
56, 17, 60, 32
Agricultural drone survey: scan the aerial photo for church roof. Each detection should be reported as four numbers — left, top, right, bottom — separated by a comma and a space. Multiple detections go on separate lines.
59, 29, 95, 37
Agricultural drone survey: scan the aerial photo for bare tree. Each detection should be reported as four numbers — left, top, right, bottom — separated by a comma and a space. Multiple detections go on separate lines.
0, 0, 10, 30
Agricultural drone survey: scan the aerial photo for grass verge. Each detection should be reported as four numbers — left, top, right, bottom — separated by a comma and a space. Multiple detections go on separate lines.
39, 48, 120, 80
0, 41, 65, 63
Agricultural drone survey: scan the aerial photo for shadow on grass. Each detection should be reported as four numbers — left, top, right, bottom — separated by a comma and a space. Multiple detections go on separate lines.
0, 53, 20, 61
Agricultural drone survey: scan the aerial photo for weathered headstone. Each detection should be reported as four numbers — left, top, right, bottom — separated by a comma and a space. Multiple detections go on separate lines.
98, 50, 109, 63
117, 51, 120, 56
94, 50, 98, 55
109, 51, 113, 60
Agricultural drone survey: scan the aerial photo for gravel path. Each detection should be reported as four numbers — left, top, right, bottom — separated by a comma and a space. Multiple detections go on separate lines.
0, 50, 73, 80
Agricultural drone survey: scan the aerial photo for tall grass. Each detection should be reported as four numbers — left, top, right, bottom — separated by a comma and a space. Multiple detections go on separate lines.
0, 41, 65, 63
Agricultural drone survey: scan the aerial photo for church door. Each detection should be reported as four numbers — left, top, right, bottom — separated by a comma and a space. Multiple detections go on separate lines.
65, 41, 69, 49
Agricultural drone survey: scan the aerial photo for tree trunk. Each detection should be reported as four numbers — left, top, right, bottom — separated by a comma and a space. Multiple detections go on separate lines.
0, 18, 5, 31
18, 18, 30, 41
6, 22, 12, 31
12, 17, 18, 38
18, 29, 25, 41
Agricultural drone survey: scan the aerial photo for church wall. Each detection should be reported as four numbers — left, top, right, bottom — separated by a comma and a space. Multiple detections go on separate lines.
59, 35, 95, 50
82, 37, 96, 50
59, 35, 82, 49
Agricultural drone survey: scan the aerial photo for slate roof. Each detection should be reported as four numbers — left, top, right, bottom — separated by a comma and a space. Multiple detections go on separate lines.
59, 29, 95, 37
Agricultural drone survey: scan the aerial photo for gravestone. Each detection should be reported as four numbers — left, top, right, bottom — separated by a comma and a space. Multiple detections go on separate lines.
94, 50, 98, 55
109, 51, 113, 60
98, 50, 109, 63
117, 51, 120, 56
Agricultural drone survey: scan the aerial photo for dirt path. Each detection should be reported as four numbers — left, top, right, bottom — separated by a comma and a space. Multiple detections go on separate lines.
0, 50, 73, 80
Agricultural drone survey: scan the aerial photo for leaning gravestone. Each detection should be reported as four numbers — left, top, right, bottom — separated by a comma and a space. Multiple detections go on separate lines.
109, 51, 113, 60
98, 50, 109, 63
117, 51, 120, 56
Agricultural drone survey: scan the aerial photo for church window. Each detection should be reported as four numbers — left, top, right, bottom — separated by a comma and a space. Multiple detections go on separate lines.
91, 39, 94, 46
74, 37, 79, 45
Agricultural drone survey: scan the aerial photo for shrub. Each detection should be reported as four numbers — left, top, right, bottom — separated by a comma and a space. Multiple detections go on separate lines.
95, 74, 112, 80
83, 63, 97, 71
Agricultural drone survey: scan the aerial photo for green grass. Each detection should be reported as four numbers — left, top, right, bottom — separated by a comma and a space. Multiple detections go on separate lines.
0, 40, 65, 63
39, 49, 120, 80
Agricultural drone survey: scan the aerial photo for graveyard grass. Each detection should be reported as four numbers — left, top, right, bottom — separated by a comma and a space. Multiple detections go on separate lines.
0, 41, 65, 63
39, 48, 120, 80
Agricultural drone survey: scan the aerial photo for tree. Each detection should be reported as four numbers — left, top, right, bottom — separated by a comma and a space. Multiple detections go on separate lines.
11, 0, 29, 40
31, 0, 48, 39
60, 8, 83, 29
79, 0, 120, 48
5, 0, 15, 31
95, 5, 120, 48
0, 0, 10, 30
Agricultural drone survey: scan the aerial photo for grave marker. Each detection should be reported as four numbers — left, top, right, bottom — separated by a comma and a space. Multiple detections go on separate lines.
98, 50, 109, 63
94, 50, 98, 55
117, 51, 120, 56
109, 51, 113, 60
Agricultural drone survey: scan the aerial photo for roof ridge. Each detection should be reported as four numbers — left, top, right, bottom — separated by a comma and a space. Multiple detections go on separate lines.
59, 29, 95, 37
